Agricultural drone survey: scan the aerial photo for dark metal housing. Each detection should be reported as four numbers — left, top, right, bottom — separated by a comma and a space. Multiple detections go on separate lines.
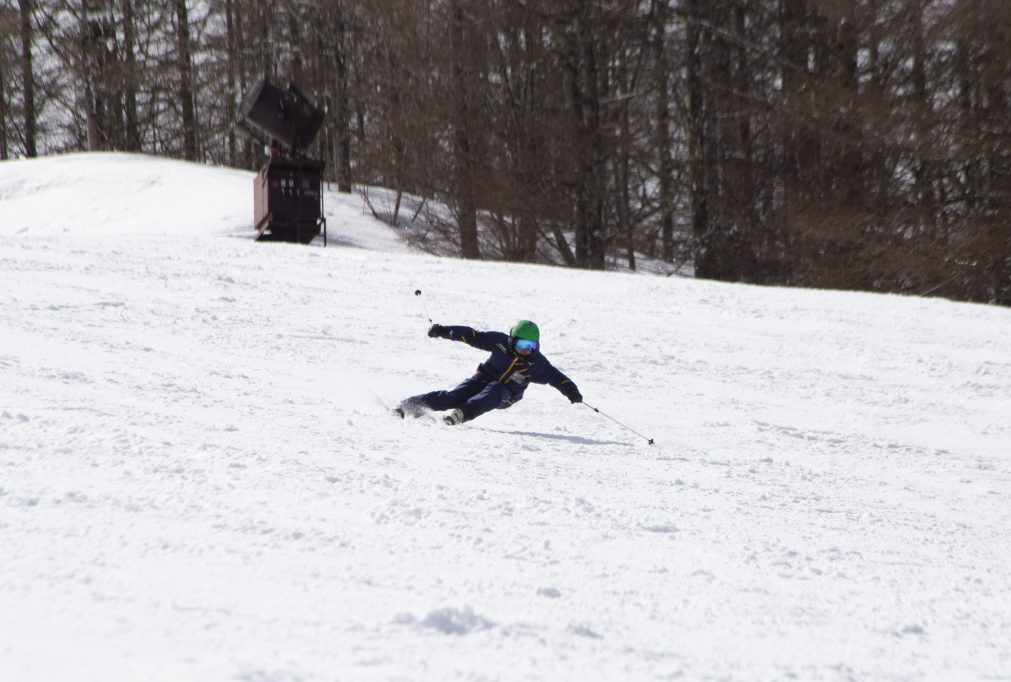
237, 78, 327, 245
253, 157, 324, 244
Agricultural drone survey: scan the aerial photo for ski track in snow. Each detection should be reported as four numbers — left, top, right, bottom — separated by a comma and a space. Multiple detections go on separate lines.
1, 155, 1011, 681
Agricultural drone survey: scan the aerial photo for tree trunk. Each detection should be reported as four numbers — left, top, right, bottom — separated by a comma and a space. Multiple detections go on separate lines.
910, 0, 934, 241
450, 0, 481, 259
234, 0, 252, 168
566, 2, 605, 270
175, 0, 197, 160
288, 7, 301, 84
225, 0, 237, 165
0, 24, 8, 160
620, 96, 634, 271
699, 0, 739, 281
257, 0, 272, 79
19, 0, 36, 157
685, 0, 709, 275
333, 3, 352, 192
653, 0, 675, 264
779, 0, 808, 281
122, 0, 140, 151
79, 0, 100, 151
730, 0, 758, 281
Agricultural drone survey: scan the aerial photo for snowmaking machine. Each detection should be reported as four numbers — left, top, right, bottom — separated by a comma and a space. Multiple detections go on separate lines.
235, 77, 327, 245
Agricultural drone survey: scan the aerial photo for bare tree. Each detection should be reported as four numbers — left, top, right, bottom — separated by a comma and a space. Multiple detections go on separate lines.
18, 0, 36, 157
448, 0, 480, 258
0, 5, 11, 160
121, 0, 139, 151
10, 0, 1007, 304
652, 0, 676, 264
561, 0, 607, 270
174, 0, 197, 160
329, 2, 352, 192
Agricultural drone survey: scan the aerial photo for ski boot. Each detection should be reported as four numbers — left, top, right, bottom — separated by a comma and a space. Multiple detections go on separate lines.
443, 408, 464, 426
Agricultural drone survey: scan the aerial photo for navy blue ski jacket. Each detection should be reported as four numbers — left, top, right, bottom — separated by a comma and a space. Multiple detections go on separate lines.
434, 325, 581, 404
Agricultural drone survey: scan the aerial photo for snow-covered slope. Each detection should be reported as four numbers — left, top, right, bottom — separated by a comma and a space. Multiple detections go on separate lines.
1, 153, 1009, 681
0, 152, 410, 252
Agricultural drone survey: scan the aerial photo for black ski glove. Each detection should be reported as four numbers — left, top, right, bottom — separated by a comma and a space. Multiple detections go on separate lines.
569, 390, 583, 404
428, 323, 445, 338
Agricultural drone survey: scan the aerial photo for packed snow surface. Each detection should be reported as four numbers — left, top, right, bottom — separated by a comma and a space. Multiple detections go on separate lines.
2, 153, 1010, 681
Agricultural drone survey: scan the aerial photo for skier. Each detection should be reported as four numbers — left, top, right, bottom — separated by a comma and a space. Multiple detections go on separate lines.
395, 320, 583, 426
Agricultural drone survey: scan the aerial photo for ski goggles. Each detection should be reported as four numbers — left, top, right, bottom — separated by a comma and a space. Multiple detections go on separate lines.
514, 338, 539, 352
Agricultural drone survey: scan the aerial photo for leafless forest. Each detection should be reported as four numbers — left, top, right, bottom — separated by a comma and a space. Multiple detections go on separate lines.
2, 1, 1008, 304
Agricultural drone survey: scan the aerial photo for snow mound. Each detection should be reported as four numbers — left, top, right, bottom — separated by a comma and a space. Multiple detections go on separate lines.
0, 153, 250, 237
0, 152, 413, 253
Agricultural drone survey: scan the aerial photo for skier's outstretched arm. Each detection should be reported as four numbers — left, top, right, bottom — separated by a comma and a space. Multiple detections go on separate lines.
542, 363, 583, 404
427, 324, 503, 352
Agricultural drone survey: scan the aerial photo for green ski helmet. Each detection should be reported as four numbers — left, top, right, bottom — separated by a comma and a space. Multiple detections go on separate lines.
510, 320, 540, 354
510, 320, 540, 341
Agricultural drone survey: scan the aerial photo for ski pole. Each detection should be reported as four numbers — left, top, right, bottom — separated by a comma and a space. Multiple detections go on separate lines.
414, 289, 432, 323
583, 402, 655, 445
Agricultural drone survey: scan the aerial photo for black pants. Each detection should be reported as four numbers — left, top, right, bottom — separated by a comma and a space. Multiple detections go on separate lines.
409, 374, 512, 422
